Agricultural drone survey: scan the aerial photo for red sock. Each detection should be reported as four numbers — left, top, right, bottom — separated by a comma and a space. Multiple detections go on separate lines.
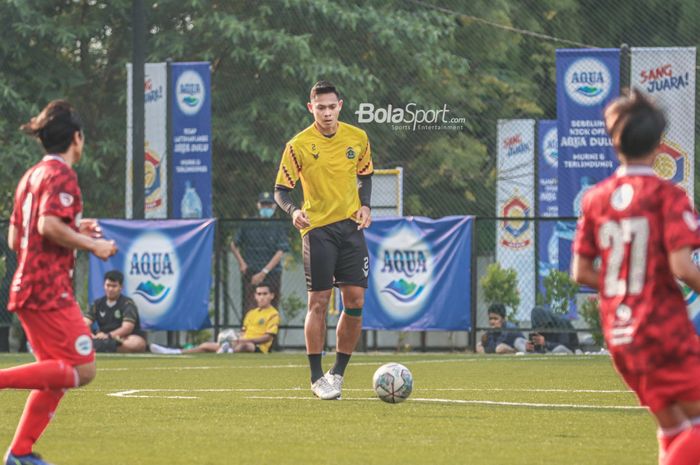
9, 389, 65, 456
664, 425, 700, 465
659, 428, 686, 465
0, 360, 77, 390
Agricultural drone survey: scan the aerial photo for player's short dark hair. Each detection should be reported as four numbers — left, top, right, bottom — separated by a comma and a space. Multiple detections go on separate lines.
309, 80, 340, 101
605, 88, 666, 159
104, 270, 124, 285
20, 100, 83, 154
255, 283, 273, 294
487, 303, 506, 319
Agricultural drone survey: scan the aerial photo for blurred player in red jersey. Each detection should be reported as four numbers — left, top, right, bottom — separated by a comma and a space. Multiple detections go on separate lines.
573, 89, 700, 465
2, 100, 117, 465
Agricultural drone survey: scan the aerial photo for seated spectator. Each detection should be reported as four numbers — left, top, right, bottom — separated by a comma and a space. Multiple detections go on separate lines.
150, 283, 279, 355
476, 303, 526, 354
527, 305, 580, 354
84, 270, 147, 353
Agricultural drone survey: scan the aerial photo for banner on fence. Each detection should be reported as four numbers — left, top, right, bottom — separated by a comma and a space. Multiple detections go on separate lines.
171, 62, 213, 219
556, 48, 620, 277
88, 219, 214, 331
126, 62, 168, 219
496, 119, 535, 321
363, 216, 472, 331
537, 120, 558, 296
631, 47, 696, 201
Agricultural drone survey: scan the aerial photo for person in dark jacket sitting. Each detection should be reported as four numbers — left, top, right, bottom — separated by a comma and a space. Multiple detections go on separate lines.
477, 303, 526, 354
527, 305, 580, 354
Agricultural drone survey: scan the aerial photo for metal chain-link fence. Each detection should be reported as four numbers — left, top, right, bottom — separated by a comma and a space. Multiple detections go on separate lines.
1, 1, 699, 350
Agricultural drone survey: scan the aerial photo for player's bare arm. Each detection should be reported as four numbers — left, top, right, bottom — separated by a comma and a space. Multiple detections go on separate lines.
669, 247, 700, 294
7, 224, 19, 252
572, 253, 599, 289
38, 215, 117, 260
78, 218, 103, 238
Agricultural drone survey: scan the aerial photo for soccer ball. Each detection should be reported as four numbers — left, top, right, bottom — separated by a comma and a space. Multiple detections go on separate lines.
372, 363, 413, 403
216, 329, 237, 345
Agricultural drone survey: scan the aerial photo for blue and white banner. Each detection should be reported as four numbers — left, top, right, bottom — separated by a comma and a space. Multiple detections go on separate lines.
496, 119, 535, 321
537, 120, 558, 295
171, 62, 213, 219
631, 47, 696, 200
556, 48, 620, 218
126, 63, 168, 219
363, 216, 472, 331
556, 49, 619, 278
88, 219, 214, 330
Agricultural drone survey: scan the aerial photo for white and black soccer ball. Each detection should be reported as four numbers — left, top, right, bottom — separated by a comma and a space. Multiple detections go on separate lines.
216, 329, 238, 345
372, 363, 413, 403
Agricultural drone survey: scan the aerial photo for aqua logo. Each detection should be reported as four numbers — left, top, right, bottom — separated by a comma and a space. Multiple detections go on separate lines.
125, 232, 180, 321
372, 227, 433, 321
175, 70, 206, 115
543, 127, 558, 168
564, 58, 611, 106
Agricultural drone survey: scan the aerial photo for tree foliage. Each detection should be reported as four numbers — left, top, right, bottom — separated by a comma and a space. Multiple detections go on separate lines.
0, 0, 698, 219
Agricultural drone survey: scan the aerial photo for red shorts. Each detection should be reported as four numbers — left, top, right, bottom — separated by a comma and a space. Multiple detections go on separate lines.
17, 304, 95, 366
619, 356, 700, 413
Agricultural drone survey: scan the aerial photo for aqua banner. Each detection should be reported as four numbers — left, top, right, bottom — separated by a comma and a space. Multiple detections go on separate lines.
88, 219, 214, 330
537, 120, 558, 295
363, 216, 472, 331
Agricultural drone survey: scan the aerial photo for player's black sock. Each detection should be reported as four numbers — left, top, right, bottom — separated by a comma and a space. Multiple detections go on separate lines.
330, 352, 351, 377
308, 353, 324, 383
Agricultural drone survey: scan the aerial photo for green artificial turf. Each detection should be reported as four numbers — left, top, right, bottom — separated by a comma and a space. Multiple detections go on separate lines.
0, 353, 656, 465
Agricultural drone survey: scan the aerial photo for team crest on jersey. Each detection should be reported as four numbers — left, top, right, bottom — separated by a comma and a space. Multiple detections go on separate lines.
59, 192, 74, 207
610, 184, 634, 211
115, 309, 122, 319
346, 147, 356, 159
311, 144, 320, 159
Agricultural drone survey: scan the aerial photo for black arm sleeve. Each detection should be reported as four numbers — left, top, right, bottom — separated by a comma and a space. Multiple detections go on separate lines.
274, 185, 298, 217
358, 174, 372, 207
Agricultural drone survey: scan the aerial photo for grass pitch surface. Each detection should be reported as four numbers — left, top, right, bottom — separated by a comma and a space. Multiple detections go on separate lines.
0, 353, 655, 465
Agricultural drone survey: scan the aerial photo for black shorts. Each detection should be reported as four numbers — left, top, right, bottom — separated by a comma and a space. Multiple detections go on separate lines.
303, 219, 369, 291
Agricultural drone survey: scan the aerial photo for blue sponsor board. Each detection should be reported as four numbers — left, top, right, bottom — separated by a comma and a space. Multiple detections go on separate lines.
171, 62, 213, 218
556, 49, 619, 276
88, 219, 214, 330
537, 120, 558, 296
363, 216, 472, 331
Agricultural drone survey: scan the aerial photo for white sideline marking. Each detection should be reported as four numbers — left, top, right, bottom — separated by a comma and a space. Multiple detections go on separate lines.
98, 355, 596, 372
106, 387, 633, 402
245, 396, 644, 410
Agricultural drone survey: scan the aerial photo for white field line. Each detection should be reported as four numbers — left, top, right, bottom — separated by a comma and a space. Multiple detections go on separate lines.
97, 355, 596, 372
106, 386, 634, 408
245, 396, 644, 410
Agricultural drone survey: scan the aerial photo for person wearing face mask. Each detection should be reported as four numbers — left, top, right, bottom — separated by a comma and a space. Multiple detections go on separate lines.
230, 192, 289, 310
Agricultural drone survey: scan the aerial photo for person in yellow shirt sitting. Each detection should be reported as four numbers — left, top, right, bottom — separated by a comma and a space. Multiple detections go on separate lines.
149, 284, 279, 355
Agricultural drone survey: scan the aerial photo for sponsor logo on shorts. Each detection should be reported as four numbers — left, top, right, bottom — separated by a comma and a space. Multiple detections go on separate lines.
75, 334, 93, 356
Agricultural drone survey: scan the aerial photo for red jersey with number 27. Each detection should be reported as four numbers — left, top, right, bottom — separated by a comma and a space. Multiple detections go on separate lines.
574, 165, 700, 375
9, 156, 82, 312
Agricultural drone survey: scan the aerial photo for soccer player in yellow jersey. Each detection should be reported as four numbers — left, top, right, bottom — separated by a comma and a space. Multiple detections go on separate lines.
274, 81, 373, 400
